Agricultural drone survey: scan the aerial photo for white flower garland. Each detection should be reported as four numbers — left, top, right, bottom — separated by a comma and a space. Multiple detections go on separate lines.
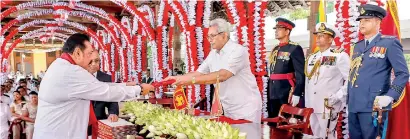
110, 0, 154, 41
157, 0, 166, 27
121, 16, 133, 81
139, 5, 155, 28
121, 16, 132, 36
120, 33, 127, 81
262, 76, 268, 118
203, 0, 212, 28
349, 1, 360, 44
132, 16, 139, 35
13, 47, 61, 53
16, 9, 53, 21
136, 35, 143, 83
16, 1, 54, 10
203, 0, 212, 111
21, 27, 76, 39
187, 0, 197, 26
111, 43, 115, 72
162, 26, 168, 76
225, 0, 239, 43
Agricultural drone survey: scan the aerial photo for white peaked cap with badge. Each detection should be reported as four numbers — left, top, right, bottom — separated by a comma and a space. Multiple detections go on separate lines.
313, 22, 341, 38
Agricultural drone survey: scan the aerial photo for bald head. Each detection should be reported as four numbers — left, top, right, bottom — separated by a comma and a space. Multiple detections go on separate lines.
87, 51, 101, 74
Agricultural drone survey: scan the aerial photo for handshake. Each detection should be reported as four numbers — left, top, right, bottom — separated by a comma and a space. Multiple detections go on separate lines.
125, 82, 155, 96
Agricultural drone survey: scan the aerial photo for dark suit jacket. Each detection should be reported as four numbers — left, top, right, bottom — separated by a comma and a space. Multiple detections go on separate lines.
141, 77, 153, 84
268, 42, 305, 101
92, 70, 119, 120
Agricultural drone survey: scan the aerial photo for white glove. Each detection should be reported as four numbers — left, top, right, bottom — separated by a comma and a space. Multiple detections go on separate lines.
291, 95, 300, 107
328, 95, 340, 106
374, 96, 394, 109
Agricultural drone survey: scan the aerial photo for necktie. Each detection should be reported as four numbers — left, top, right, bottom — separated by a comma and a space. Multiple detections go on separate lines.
365, 40, 370, 49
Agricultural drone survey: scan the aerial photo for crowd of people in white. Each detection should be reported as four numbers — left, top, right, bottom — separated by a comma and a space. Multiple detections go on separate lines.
1, 71, 43, 139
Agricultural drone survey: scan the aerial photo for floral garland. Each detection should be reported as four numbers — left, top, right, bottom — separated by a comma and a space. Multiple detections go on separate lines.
0, 9, 114, 53
184, 0, 199, 105
0, 1, 122, 52
139, 5, 155, 28
13, 47, 62, 53
2, 27, 77, 57
195, 1, 206, 106
334, 0, 362, 138
155, 0, 167, 94
121, 16, 132, 81
203, 0, 212, 111
246, 1, 268, 118
110, 0, 155, 41
136, 24, 143, 83
171, 0, 199, 104
168, 14, 175, 78
110, 43, 115, 74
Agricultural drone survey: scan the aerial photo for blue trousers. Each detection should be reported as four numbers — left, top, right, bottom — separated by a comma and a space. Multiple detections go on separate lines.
348, 112, 387, 139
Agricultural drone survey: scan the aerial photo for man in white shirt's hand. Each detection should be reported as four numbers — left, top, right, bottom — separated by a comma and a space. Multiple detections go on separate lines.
164, 18, 262, 123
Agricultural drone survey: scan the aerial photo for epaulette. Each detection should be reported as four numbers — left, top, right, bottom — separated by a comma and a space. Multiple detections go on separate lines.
289, 41, 299, 46
330, 47, 345, 53
306, 51, 319, 59
2, 94, 9, 98
381, 35, 396, 39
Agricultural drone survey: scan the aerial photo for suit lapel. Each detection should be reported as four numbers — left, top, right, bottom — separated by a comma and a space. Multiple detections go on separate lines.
363, 34, 382, 53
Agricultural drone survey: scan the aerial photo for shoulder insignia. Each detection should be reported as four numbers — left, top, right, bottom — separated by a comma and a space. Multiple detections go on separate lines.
306, 51, 318, 59
289, 41, 299, 46
331, 47, 345, 53
381, 35, 396, 39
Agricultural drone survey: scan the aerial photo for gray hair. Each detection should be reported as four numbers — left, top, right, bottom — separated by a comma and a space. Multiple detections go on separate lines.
210, 18, 231, 38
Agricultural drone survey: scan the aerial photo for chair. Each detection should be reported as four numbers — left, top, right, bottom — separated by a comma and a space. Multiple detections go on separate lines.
262, 104, 314, 135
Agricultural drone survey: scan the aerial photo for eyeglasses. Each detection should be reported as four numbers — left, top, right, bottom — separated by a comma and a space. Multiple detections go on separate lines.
207, 32, 224, 40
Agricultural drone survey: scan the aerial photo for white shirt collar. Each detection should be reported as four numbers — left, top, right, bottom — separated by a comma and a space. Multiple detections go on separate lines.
217, 40, 233, 55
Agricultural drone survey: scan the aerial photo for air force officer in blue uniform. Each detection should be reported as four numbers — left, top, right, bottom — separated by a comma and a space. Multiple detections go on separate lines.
348, 4, 409, 139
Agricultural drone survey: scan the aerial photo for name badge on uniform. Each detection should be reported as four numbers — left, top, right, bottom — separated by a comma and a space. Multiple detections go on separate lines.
370, 46, 386, 58
278, 52, 290, 61
321, 56, 336, 66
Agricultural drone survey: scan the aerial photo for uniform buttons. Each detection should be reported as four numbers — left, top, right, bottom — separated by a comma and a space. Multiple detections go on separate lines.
360, 64, 363, 66
355, 85, 358, 88
314, 92, 316, 94
379, 90, 381, 91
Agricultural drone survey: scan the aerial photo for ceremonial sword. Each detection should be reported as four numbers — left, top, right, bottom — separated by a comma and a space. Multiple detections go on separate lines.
323, 98, 335, 139
373, 99, 388, 139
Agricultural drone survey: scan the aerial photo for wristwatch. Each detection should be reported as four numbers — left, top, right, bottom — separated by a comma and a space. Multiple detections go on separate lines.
192, 77, 196, 84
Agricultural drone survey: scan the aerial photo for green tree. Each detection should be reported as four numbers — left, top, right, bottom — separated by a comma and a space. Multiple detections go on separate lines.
288, 8, 310, 21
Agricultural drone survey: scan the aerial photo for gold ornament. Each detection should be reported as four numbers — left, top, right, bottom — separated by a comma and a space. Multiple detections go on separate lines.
349, 54, 363, 86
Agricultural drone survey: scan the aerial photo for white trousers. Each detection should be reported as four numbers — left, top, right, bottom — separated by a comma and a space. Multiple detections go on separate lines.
310, 113, 338, 139
26, 123, 35, 139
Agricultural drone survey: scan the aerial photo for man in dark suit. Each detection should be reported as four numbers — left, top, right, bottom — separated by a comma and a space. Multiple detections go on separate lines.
267, 17, 305, 118
87, 52, 119, 121
141, 69, 153, 84
86, 51, 120, 136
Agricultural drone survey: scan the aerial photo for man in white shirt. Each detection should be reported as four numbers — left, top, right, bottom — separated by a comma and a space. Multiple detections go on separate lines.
33, 33, 154, 139
164, 18, 262, 123
305, 22, 349, 139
